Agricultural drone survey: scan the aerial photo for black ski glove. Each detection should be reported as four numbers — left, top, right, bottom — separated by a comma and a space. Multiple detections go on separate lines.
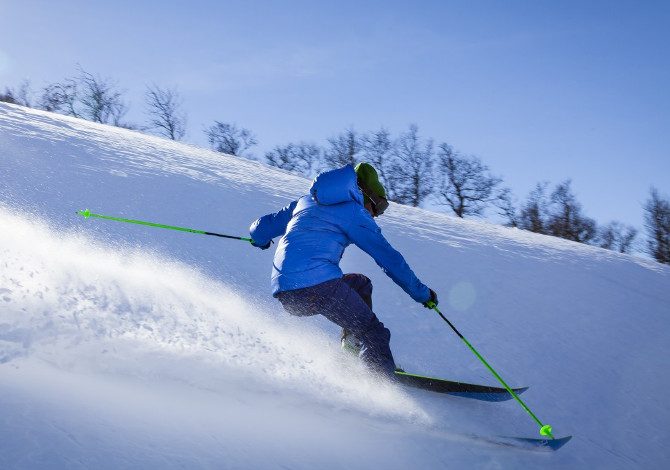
423, 289, 438, 308
251, 239, 272, 250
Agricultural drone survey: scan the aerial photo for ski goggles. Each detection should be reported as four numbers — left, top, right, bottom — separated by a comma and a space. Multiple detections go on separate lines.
359, 185, 389, 217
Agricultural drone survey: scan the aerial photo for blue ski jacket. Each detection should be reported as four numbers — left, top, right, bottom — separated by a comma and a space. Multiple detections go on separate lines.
249, 165, 430, 303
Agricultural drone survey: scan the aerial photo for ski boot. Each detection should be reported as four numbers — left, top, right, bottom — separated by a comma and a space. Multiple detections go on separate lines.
340, 328, 362, 356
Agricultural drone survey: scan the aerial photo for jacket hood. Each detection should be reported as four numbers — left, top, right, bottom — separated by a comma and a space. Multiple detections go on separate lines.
310, 165, 364, 206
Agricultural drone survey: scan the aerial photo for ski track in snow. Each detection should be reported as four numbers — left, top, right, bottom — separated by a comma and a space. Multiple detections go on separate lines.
2, 103, 670, 468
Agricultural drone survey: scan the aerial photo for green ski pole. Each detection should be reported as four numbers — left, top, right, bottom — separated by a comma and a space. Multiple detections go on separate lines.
77, 209, 254, 243
426, 301, 555, 439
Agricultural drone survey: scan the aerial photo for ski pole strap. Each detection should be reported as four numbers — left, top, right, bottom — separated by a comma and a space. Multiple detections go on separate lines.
77, 209, 253, 243
430, 304, 554, 439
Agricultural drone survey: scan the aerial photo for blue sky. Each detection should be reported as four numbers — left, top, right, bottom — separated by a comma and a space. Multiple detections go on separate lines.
2, 0, 668, 231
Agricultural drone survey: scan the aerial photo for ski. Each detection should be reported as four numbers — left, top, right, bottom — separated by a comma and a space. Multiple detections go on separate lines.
394, 369, 528, 402
470, 434, 573, 452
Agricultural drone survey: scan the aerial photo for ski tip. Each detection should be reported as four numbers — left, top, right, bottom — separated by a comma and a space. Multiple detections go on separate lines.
78, 209, 91, 218
542, 435, 572, 451
500, 434, 573, 451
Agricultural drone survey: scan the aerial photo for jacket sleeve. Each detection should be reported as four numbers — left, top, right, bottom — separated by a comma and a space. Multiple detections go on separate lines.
344, 207, 431, 303
249, 200, 298, 246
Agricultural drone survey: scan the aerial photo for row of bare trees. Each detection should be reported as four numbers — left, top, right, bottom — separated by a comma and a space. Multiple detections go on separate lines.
263, 125, 512, 214
2, 73, 669, 263
508, 181, 668, 263
263, 126, 505, 211
511, 180, 637, 251
1, 69, 187, 140
260, 125, 670, 263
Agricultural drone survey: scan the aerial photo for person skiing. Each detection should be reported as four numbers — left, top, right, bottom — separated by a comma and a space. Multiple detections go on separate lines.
249, 162, 437, 378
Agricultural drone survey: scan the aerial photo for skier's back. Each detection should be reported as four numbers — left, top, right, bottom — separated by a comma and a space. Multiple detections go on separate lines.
249, 163, 437, 377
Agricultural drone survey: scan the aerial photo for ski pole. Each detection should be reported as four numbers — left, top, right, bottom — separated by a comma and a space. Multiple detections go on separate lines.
426, 301, 555, 439
77, 209, 254, 243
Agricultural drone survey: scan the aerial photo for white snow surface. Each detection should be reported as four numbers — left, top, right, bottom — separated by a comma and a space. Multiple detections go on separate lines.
1, 102, 669, 468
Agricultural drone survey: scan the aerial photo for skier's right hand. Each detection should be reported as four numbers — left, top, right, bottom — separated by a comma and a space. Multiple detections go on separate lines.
423, 289, 438, 308
251, 239, 272, 250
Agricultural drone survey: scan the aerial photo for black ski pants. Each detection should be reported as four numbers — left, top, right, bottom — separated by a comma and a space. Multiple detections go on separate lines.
276, 273, 396, 377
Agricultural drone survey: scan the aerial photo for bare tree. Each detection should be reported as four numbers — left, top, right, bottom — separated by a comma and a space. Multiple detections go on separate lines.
546, 180, 597, 243
387, 124, 434, 207
16, 80, 33, 107
598, 222, 637, 253
496, 187, 519, 227
38, 85, 58, 111
38, 68, 127, 125
265, 142, 322, 176
0, 81, 27, 105
0, 87, 17, 104
1, 80, 32, 106
323, 128, 362, 169
39, 79, 79, 116
206, 121, 257, 157
436, 143, 504, 217
361, 128, 394, 190
644, 187, 670, 264
518, 183, 551, 234
77, 68, 127, 125
145, 84, 187, 140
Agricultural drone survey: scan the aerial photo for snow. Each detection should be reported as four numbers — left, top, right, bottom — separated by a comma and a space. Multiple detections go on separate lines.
1, 102, 669, 468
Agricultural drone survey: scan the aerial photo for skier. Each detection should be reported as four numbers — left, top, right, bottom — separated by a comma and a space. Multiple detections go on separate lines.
249, 163, 437, 378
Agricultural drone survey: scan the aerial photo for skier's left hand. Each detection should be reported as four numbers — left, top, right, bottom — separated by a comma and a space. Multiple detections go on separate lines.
423, 288, 438, 308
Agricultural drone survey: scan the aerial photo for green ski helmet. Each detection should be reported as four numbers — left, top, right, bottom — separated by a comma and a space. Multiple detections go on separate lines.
354, 162, 389, 216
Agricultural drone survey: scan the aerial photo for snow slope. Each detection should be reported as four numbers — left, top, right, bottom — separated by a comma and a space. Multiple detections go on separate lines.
1, 102, 669, 468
